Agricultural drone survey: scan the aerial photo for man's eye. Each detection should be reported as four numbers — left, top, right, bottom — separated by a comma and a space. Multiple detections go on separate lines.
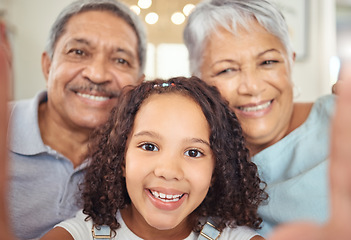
114, 58, 129, 65
140, 143, 159, 152
68, 49, 85, 56
185, 149, 203, 158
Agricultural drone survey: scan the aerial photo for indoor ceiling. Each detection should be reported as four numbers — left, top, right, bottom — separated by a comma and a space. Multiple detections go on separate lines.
120, 0, 351, 44
121, 0, 201, 44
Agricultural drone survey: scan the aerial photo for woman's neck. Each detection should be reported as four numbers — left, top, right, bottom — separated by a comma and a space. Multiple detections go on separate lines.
247, 102, 314, 156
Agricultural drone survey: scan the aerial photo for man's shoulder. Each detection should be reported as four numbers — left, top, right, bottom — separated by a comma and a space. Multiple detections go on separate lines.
8, 91, 48, 154
9, 91, 47, 111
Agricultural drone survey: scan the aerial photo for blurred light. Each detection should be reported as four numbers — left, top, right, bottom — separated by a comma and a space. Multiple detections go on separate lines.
138, 0, 152, 9
171, 12, 185, 25
330, 56, 341, 85
145, 12, 159, 24
183, 4, 195, 16
130, 5, 141, 15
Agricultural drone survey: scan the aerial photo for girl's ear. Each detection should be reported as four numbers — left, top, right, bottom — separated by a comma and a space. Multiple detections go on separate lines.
210, 174, 215, 187
122, 162, 126, 177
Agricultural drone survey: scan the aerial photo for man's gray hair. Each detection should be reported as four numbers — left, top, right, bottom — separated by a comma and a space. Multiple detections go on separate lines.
183, 0, 294, 77
45, 0, 147, 76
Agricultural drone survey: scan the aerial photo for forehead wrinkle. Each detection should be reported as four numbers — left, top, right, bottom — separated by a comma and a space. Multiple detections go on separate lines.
114, 47, 135, 58
211, 59, 239, 68
65, 38, 95, 49
257, 48, 281, 57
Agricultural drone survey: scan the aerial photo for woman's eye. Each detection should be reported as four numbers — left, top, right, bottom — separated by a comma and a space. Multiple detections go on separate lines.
185, 149, 203, 158
261, 60, 278, 65
216, 68, 238, 76
140, 143, 158, 152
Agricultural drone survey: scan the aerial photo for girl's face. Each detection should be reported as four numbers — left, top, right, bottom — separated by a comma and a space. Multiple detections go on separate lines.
122, 93, 214, 238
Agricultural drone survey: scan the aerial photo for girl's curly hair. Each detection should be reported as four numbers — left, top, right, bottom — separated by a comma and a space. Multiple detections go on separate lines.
81, 76, 267, 234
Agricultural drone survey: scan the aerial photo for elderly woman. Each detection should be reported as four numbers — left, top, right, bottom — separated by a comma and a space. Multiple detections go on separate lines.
184, 0, 334, 236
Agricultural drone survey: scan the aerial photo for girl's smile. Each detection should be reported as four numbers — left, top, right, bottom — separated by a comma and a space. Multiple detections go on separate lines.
146, 188, 187, 211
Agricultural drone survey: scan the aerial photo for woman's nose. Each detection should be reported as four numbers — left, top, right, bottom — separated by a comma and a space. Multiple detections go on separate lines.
237, 69, 266, 96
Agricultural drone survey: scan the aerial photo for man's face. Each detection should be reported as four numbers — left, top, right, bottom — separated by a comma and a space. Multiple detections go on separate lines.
42, 10, 144, 130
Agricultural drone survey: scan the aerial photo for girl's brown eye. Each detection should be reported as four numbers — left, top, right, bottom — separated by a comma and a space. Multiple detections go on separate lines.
185, 149, 203, 158
140, 143, 158, 152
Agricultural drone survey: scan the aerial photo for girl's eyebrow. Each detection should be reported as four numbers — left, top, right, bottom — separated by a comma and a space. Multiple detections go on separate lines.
133, 131, 210, 147
133, 131, 161, 139
186, 138, 211, 147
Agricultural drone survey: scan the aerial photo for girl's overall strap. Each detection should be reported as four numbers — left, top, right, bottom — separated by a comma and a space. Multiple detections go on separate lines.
92, 220, 222, 240
92, 225, 111, 240
198, 219, 221, 240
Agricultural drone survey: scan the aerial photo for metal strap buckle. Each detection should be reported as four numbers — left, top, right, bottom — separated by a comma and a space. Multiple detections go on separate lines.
92, 225, 111, 240
199, 221, 221, 240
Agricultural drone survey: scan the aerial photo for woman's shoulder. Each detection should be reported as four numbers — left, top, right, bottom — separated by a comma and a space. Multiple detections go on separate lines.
288, 102, 314, 134
289, 94, 335, 134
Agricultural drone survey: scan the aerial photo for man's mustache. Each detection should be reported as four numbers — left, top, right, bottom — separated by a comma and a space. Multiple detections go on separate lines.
68, 82, 121, 98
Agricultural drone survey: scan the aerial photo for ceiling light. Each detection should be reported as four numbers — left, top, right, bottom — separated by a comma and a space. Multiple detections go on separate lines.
130, 5, 141, 15
145, 12, 159, 24
138, 0, 152, 9
183, 4, 195, 16
171, 12, 185, 25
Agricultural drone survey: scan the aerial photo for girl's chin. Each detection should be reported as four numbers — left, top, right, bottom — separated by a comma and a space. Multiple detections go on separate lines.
145, 217, 180, 231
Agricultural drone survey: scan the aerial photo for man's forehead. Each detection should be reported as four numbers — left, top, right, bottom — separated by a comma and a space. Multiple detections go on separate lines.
65, 10, 131, 30
59, 11, 138, 48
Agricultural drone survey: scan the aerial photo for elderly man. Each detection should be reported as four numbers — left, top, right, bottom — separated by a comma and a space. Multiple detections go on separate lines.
7, 0, 146, 239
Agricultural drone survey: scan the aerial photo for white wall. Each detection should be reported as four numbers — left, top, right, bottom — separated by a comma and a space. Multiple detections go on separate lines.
5, 0, 74, 100
2, 0, 337, 101
292, 0, 337, 101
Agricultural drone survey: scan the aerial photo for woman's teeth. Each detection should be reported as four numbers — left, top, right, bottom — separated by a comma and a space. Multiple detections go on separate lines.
238, 101, 272, 112
150, 190, 183, 202
77, 92, 110, 101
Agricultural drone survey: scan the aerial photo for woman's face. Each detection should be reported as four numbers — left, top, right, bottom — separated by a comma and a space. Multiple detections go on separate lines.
200, 20, 294, 154
123, 93, 214, 238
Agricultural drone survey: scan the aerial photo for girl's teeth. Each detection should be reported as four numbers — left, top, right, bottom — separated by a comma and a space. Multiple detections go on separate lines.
239, 101, 272, 112
77, 92, 109, 101
150, 190, 183, 202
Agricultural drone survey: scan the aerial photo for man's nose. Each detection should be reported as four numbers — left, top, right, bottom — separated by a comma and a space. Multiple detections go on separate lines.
82, 56, 112, 84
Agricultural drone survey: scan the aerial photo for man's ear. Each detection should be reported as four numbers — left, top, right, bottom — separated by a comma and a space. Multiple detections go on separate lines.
292, 52, 296, 63
41, 52, 51, 85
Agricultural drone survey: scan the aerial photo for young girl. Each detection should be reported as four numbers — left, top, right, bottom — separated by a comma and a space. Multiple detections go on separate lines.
41, 77, 267, 240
